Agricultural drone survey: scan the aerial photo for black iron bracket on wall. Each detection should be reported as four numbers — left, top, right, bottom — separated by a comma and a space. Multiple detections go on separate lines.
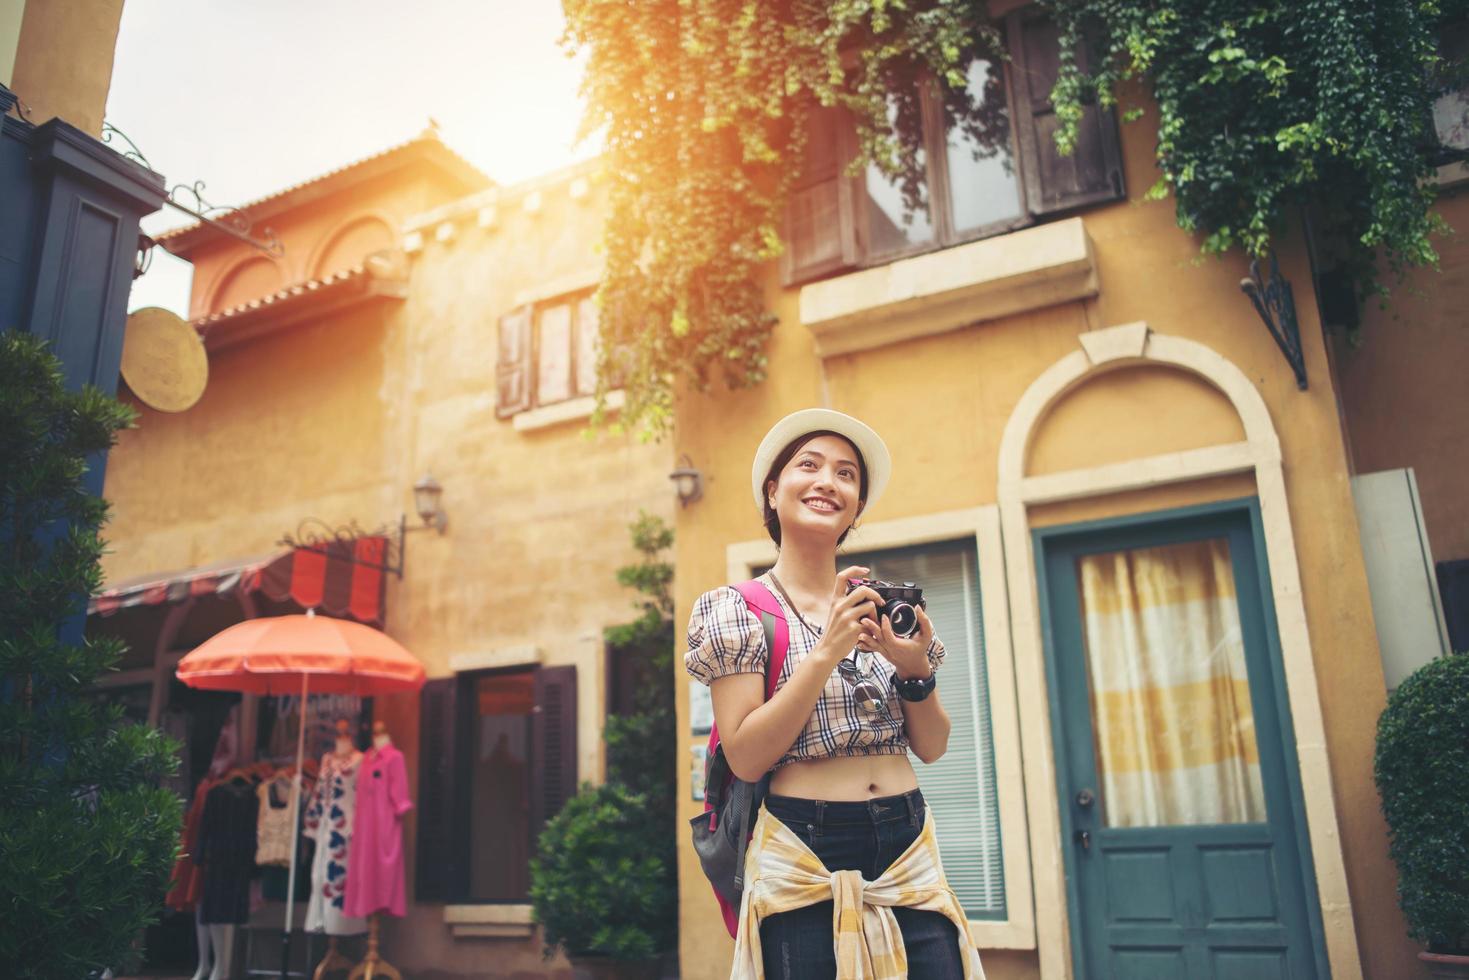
102, 121, 285, 259
278, 516, 410, 579
1240, 252, 1308, 390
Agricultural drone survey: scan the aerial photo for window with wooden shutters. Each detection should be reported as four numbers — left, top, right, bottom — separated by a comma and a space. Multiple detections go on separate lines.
574, 295, 600, 397
782, 6, 1124, 287
497, 291, 612, 418
536, 301, 574, 405
429, 665, 578, 904
1009, 8, 1124, 215
782, 103, 859, 284
495, 307, 532, 418
415, 678, 461, 902
530, 665, 578, 848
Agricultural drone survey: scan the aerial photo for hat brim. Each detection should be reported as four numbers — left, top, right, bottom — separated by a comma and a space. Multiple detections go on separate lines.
750, 409, 891, 514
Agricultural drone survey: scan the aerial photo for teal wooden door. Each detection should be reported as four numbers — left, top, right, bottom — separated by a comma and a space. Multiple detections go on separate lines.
1037, 502, 1326, 979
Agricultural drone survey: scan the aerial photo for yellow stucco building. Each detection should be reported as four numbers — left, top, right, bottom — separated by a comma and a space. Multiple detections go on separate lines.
666, 20, 1469, 980
93, 135, 675, 976
80, 7, 1469, 979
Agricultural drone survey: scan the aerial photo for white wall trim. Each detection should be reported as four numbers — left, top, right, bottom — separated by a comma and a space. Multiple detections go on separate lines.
443, 903, 535, 939
725, 505, 1037, 949
512, 390, 624, 433
797, 217, 1098, 358
994, 320, 1362, 980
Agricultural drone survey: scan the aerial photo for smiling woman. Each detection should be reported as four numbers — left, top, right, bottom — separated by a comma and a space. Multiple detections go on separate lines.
685, 408, 986, 979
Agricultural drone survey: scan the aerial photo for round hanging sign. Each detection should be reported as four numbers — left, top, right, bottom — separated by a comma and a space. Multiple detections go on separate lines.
120, 307, 208, 413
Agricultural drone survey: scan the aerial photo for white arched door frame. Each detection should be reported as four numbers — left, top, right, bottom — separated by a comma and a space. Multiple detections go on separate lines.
996, 321, 1361, 980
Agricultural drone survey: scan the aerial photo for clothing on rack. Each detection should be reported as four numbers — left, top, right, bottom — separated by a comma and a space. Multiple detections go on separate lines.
165, 776, 215, 912
343, 743, 413, 919
197, 778, 258, 924
304, 750, 368, 935
256, 774, 301, 866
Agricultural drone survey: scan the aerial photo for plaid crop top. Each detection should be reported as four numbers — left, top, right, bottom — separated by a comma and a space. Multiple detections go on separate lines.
684, 573, 946, 769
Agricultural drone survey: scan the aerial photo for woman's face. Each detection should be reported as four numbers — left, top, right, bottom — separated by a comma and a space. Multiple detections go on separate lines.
766, 433, 864, 542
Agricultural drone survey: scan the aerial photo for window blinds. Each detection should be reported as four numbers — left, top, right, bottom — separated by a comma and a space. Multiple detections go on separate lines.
845, 539, 1006, 918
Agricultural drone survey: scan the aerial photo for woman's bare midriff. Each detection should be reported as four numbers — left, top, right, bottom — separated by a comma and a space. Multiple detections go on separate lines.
768, 752, 919, 801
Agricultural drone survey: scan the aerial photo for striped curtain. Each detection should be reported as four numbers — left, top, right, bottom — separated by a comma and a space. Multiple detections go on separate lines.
1077, 538, 1266, 828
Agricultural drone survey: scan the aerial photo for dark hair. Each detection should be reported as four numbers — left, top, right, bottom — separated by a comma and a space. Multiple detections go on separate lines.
761, 430, 868, 548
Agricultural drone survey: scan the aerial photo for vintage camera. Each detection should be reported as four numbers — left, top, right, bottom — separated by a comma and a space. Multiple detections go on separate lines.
845, 578, 926, 638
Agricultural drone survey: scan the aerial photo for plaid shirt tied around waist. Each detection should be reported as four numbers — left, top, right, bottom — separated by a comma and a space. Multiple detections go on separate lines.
731, 806, 986, 980
684, 575, 945, 769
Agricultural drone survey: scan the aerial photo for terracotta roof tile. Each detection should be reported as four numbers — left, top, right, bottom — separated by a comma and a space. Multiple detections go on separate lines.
157, 130, 491, 257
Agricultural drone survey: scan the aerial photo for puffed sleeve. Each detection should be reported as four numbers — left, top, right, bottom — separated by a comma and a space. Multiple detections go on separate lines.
684, 586, 768, 685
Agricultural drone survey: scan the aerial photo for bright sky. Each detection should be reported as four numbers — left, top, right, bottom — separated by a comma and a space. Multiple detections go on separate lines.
107, 0, 595, 317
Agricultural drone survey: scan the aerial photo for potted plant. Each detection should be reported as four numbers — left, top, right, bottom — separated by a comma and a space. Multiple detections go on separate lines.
1375, 651, 1469, 977
530, 781, 676, 980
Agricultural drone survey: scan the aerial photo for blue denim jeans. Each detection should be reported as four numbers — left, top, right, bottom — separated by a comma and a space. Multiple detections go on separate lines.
758, 790, 967, 980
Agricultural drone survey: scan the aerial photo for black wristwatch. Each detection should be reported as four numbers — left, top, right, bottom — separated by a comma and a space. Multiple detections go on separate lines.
894, 671, 937, 702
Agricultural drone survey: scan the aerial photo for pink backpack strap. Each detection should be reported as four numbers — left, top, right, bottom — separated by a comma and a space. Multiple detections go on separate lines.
730, 579, 789, 699
703, 580, 790, 757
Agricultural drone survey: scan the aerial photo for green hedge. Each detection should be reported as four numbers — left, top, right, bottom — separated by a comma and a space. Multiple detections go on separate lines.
1375, 652, 1469, 954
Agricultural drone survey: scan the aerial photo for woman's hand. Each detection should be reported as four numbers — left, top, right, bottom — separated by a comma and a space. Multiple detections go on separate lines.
813, 565, 884, 666
858, 605, 935, 680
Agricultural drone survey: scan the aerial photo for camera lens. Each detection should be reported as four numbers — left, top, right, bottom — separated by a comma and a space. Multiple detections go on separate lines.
887, 601, 918, 638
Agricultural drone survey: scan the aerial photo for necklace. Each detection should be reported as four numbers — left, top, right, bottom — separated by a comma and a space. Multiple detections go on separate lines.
766, 572, 824, 644
768, 572, 888, 717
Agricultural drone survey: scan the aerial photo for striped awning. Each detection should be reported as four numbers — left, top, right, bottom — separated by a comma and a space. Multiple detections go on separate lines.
89, 536, 388, 625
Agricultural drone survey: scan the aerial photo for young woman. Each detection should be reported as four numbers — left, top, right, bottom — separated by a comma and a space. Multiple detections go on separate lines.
685, 409, 984, 979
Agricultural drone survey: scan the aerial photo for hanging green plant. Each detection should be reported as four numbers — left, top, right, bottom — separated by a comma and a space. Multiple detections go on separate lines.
563, 0, 1005, 440
1046, 0, 1464, 283
565, 0, 1464, 440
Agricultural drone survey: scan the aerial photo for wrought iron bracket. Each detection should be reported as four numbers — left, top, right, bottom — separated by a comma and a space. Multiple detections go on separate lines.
101, 120, 285, 258
1240, 252, 1307, 390
278, 514, 443, 579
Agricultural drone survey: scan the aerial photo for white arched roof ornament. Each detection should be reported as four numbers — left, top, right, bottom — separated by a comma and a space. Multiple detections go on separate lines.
996, 321, 1362, 980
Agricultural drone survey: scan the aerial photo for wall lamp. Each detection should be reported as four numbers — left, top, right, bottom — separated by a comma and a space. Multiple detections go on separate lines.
669, 455, 705, 507
411, 473, 449, 533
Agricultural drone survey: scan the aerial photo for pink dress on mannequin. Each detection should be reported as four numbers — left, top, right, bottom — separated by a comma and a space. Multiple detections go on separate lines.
343, 741, 414, 918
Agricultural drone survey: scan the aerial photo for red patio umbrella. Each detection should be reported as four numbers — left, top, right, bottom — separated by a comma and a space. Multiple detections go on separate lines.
175, 609, 425, 980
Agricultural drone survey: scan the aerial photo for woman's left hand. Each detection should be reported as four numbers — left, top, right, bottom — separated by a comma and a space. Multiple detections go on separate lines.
858, 607, 935, 680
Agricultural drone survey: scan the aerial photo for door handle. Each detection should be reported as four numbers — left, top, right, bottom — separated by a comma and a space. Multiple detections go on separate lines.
1075, 788, 1095, 808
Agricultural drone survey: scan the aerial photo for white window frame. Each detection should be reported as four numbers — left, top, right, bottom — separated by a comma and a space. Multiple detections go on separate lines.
724, 504, 1035, 949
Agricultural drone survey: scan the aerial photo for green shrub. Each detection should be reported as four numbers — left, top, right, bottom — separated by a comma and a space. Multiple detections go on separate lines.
0, 331, 183, 978
1375, 652, 1469, 954
529, 782, 677, 960
532, 514, 678, 962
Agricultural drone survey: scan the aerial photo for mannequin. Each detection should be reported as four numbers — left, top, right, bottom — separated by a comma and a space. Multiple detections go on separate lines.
346, 721, 410, 980
187, 906, 213, 980
304, 719, 368, 940
197, 769, 256, 980
310, 721, 365, 979
206, 923, 236, 980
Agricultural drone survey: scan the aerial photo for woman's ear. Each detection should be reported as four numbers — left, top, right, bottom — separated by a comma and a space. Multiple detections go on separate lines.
765, 477, 778, 510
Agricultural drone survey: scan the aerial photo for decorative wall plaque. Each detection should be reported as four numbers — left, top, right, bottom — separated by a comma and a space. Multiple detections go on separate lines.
120, 307, 208, 412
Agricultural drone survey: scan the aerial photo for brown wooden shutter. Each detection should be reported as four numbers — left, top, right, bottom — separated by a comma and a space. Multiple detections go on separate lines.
530, 665, 578, 848
782, 104, 860, 285
1010, 9, 1125, 215
415, 677, 463, 902
495, 306, 532, 417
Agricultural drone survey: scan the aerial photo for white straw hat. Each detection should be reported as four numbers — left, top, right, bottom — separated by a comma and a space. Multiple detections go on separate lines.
750, 409, 891, 513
